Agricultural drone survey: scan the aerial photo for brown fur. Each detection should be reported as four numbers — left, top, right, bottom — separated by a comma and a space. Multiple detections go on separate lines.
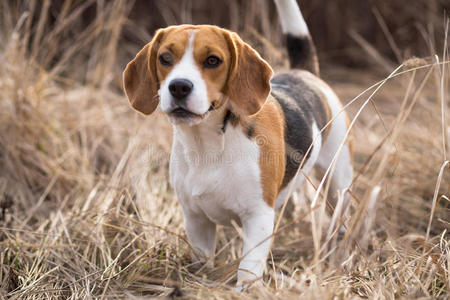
250, 97, 286, 207
123, 25, 273, 118
124, 25, 353, 209
222, 31, 273, 116
223, 98, 286, 207
123, 29, 167, 115
191, 26, 233, 110
124, 24, 281, 205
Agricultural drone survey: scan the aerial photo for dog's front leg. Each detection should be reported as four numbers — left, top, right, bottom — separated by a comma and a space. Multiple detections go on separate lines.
183, 210, 217, 268
237, 207, 274, 291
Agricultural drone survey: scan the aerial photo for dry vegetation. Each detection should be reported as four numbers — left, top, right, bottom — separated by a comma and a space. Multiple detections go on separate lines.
0, 1, 449, 299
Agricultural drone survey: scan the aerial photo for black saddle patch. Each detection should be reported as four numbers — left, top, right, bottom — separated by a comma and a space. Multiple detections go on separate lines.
271, 72, 328, 187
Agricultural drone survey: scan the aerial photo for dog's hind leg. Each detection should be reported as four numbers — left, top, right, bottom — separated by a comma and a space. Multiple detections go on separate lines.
316, 94, 353, 224
318, 144, 353, 217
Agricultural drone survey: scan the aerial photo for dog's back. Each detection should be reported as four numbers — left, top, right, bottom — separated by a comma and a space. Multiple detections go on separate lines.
271, 0, 353, 209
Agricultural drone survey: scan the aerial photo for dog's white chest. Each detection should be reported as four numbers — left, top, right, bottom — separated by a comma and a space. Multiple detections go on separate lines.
170, 125, 263, 226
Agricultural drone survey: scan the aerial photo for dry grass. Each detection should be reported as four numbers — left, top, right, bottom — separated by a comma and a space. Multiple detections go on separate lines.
0, 1, 449, 299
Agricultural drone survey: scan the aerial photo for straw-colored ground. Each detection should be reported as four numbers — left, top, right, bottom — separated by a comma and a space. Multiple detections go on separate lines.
0, 1, 449, 299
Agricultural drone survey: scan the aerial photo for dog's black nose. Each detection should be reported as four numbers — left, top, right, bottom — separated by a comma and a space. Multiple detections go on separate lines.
169, 79, 193, 99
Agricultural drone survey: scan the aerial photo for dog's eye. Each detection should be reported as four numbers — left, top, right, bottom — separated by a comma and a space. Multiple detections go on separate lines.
203, 55, 222, 68
159, 53, 173, 66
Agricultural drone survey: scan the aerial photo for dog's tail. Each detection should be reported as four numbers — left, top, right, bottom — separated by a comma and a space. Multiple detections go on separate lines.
274, 0, 319, 76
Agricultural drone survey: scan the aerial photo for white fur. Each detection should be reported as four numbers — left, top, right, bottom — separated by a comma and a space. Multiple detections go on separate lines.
295, 71, 353, 211
158, 27, 353, 290
237, 207, 274, 290
274, 0, 309, 36
159, 32, 210, 120
170, 106, 275, 288
316, 81, 353, 213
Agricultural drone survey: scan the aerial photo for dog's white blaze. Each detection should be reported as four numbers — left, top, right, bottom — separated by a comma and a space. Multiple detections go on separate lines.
170, 114, 275, 287
274, 0, 309, 36
275, 122, 322, 209
159, 32, 210, 116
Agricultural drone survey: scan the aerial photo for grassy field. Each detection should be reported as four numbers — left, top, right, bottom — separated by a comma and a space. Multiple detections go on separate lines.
0, 1, 449, 299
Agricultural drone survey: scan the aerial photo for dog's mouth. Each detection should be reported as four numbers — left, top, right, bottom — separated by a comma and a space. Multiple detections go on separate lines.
167, 103, 216, 125
168, 107, 210, 125
170, 107, 200, 118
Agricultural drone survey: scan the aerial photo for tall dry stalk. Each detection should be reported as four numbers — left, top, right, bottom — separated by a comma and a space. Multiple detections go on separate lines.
0, 1, 448, 299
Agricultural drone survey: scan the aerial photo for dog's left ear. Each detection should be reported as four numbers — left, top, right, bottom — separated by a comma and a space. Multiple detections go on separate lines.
123, 29, 165, 115
223, 31, 273, 116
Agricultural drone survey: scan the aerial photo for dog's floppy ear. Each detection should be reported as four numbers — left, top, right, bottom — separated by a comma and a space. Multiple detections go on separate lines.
223, 31, 273, 116
123, 29, 165, 115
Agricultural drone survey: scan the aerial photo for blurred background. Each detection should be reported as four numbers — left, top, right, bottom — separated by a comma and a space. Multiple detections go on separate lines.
121, 0, 450, 67
0, 1, 449, 298
3, 0, 450, 80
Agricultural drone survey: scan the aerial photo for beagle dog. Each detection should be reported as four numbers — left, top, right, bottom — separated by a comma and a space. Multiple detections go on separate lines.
123, 0, 353, 290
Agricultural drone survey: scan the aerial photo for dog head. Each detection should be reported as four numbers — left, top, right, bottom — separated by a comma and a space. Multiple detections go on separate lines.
123, 25, 273, 125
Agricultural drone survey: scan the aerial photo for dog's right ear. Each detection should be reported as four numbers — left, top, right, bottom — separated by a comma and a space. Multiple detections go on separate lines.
123, 29, 165, 115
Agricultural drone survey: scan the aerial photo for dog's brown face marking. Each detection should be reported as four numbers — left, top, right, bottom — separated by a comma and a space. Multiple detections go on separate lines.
193, 27, 232, 108
154, 27, 189, 85
123, 25, 273, 119
154, 26, 231, 109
